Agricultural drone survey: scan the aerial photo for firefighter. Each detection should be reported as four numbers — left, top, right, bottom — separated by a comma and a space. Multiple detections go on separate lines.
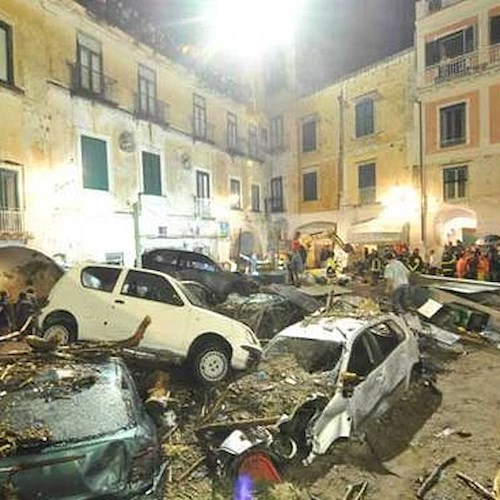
441, 248, 457, 278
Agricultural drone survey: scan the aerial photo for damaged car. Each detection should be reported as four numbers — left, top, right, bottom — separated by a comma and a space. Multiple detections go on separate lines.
0, 357, 163, 498
39, 265, 262, 383
264, 314, 420, 463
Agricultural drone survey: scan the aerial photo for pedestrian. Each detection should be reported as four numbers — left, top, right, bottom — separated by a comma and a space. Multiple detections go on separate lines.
464, 249, 479, 280
407, 248, 424, 273
383, 252, 411, 313
441, 247, 457, 277
428, 249, 439, 275
477, 250, 490, 281
290, 249, 303, 286
456, 251, 469, 279
0, 291, 11, 334
14, 292, 33, 331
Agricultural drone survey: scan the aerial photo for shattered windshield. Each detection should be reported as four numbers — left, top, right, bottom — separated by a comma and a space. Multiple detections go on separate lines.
0, 360, 136, 452
265, 336, 343, 375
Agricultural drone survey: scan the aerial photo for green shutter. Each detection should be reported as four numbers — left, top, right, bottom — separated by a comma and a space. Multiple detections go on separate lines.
142, 152, 162, 195
81, 136, 109, 190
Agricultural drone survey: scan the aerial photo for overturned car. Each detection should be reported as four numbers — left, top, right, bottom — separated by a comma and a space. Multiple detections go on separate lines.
264, 313, 421, 463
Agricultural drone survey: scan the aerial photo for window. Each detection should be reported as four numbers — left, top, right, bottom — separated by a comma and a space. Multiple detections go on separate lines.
248, 125, 258, 158
355, 98, 374, 137
440, 103, 466, 147
227, 112, 237, 150
443, 166, 467, 200
491, 15, 500, 45
270, 116, 284, 151
193, 94, 207, 138
368, 322, 404, 359
121, 270, 183, 306
81, 266, 120, 293
0, 169, 19, 210
251, 184, 260, 212
179, 253, 218, 272
270, 176, 284, 212
77, 33, 103, 93
347, 334, 377, 378
358, 163, 376, 204
0, 21, 14, 85
230, 178, 241, 210
303, 171, 318, 201
425, 26, 475, 67
142, 152, 162, 196
81, 136, 108, 191
196, 170, 210, 199
302, 119, 317, 152
137, 65, 157, 116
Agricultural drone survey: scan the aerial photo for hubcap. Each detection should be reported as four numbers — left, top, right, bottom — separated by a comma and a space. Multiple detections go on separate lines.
199, 350, 228, 382
44, 325, 70, 345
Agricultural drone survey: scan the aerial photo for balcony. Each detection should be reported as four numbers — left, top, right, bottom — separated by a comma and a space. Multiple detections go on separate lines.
134, 94, 169, 126
226, 136, 247, 156
191, 118, 215, 144
490, 43, 500, 67
69, 62, 117, 104
359, 187, 376, 205
425, 52, 480, 84
266, 197, 285, 213
194, 197, 212, 219
0, 209, 26, 239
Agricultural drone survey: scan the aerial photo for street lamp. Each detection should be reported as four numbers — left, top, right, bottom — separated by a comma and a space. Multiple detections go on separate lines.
204, 0, 304, 58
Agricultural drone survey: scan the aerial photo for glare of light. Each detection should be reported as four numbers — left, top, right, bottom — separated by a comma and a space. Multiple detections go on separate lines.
382, 186, 419, 222
204, 0, 303, 58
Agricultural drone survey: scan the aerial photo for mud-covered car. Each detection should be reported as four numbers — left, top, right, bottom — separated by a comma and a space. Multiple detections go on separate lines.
0, 357, 164, 498
264, 314, 420, 463
141, 248, 259, 304
39, 265, 262, 383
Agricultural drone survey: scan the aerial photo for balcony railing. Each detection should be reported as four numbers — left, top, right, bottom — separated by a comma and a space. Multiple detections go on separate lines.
266, 197, 285, 213
425, 52, 479, 84
359, 187, 376, 205
69, 62, 117, 103
489, 43, 500, 67
194, 197, 212, 219
134, 94, 170, 125
226, 136, 247, 156
0, 209, 25, 238
191, 117, 215, 144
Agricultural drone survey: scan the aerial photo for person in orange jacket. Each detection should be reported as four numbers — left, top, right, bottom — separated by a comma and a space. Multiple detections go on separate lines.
456, 251, 469, 279
477, 250, 490, 281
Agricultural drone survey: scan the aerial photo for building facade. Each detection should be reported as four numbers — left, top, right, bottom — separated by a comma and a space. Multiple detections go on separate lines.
416, 0, 500, 247
0, 0, 272, 266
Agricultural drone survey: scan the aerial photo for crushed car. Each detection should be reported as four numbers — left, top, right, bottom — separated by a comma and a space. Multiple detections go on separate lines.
264, 313, 421, 463
141, 248, 259, 304
38, 264, 262, 383
0, 357, 164, 499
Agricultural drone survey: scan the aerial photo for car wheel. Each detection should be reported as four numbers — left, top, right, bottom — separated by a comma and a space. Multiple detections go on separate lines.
191, 341, 230, 384
43, 318, 76, 345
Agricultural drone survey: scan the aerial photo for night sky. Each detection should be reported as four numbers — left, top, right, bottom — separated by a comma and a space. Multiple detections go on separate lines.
135, 0, 415, 89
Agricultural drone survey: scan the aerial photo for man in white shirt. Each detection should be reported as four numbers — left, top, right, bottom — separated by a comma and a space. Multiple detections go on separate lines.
384, 252, 411, 313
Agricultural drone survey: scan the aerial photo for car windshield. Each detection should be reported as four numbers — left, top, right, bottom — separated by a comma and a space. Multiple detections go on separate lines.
175, 280, 205, 307
0, 360, 136, 450
265, 336, 343, 374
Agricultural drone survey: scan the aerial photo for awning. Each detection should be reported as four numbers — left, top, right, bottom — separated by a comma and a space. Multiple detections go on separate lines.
348, 218, 405, 244
295, 221, 337, 236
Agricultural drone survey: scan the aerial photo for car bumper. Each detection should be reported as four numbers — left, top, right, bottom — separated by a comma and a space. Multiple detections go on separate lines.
231, 344, 262, 371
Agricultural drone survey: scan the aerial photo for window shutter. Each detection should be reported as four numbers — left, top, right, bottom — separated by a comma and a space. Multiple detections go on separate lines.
142, 152, 162, 195
425, 40, 439, 66
465, 25, 475, 53
81, 136, 108, 190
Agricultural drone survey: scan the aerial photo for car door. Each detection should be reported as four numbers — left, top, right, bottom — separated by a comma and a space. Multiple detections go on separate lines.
77, 266, 123, 341
345, 331, 385, 431
107, 269, 191, 357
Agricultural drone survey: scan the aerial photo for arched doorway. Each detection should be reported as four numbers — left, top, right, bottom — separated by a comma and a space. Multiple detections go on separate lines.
435, 206, 477, 245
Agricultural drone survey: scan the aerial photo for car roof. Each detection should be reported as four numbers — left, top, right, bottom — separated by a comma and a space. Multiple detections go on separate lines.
276, 315, 389, 344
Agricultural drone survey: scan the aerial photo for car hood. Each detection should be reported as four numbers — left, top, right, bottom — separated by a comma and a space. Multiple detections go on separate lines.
0, 428, 151, 499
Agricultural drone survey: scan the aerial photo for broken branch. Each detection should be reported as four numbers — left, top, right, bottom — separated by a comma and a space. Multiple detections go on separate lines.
417, 456, 456, 498
456, 471, 495, 499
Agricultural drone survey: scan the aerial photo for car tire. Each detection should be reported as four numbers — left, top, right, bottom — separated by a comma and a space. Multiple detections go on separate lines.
191, 340, 231, 384
42, 317, 77, 345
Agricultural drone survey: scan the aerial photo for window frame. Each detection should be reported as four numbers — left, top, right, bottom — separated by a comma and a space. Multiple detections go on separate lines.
0, 20, 14, 85
358, 163, 376, 205
193, 94, 207, 138
301, 118, 318, 153
141, 150, 163, 196
229, 177, 242, 210
0, 167, 20, 210
227, 112, 238, 149
76, 33, 103, 94
443, 165, 468, 201
270, 115, 284, 151
491, 15, 500, 45
80, 133, 110, 192
355, 98, 375, 138
270, 176, 284, 212
137, 64, 157, 116
81, 266, 121, 293
302, 170, 318, 202
439, 102, 467, 148
425, 25, 476, 67
195, 169, 211, 199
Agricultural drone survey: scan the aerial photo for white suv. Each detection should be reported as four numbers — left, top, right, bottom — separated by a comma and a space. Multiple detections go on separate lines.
39, 265, 262, 383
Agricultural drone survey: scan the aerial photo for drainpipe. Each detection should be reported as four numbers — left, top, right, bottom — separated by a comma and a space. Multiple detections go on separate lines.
417, 99, 427, 251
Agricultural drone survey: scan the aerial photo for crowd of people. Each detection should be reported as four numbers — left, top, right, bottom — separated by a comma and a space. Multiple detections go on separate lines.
0, 288, 39, 335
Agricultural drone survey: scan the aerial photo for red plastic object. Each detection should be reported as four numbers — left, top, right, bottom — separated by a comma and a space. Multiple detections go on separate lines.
237, 450, 282, 485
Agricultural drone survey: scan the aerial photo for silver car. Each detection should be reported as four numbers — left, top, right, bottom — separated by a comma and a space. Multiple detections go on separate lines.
264, 313, 420, 463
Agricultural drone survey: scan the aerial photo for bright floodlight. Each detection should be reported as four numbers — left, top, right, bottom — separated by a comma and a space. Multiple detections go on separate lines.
205, 0, 303, 58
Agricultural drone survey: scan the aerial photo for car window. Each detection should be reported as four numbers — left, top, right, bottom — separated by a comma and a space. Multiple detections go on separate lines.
81, 266, 121, 293
347, 333, 378, 377
368, 321, 405, 359
181, 254, 218, 272
151, 250, 178, 266
121, 270, 184, 306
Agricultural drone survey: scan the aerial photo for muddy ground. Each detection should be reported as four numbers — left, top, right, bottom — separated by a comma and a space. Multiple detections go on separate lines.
289, 343, 500, 499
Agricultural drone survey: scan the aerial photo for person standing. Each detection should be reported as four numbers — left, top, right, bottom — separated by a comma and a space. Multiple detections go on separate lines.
0, 291, 11, 334
407, 248, 424, 273
428, 249, 439, 275
384, 253, 411, 313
